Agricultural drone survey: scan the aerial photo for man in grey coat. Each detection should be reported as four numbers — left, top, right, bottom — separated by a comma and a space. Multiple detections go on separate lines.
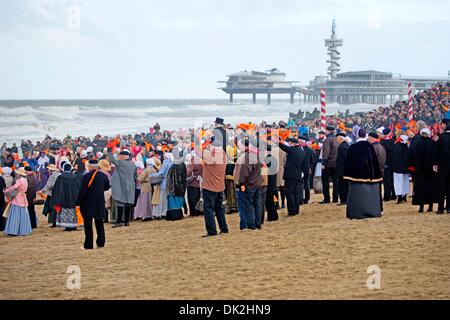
107, 149, 137, 227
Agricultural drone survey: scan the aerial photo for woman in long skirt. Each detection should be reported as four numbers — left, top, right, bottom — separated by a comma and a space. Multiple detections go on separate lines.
4, 168, 32, 236
134, 159, 155, 221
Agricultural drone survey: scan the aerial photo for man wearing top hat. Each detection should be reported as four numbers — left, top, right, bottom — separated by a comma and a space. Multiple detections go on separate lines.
213, 117, 228, 152
320, 126, 339, 204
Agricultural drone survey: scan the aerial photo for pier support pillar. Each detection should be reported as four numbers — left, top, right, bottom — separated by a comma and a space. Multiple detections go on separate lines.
252, 93, 256, 104
290, 92, 295, 104
229, 93, 234, 103
267, 93, 271, 105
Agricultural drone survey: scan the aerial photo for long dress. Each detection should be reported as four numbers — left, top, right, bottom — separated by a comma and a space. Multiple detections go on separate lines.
52, 172, 82, 229
134, 167, 154, 219
344, 140, 382, 219
166, 163, 187, 221
151, 158, 172, 218
4, 177, 32, 236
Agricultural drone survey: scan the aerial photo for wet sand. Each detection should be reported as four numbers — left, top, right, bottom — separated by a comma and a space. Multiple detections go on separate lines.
1, 193, 449, 299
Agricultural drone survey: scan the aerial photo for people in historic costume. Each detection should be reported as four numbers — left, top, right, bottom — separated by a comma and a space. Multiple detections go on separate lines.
299, 135, 315, 204
150, 152, 172, 219
320, 126, 339, 204
408, 128, 439, 213
380, 128, 397, 201
368, 132, 386, 214
77, 159, 111, 249
166, 154, 187, 221
107, 149, 137, 227
224, 143, 238, 214
263, 144, 278, 221
335, 133, 350, 205
437, 123, 450, 214
25, 166, 38, 229
273, 144, 286, 209
52, 163, 82, 231
3, 167, 32, 236
391, 135, 410, 204
277, 137, 309, 216
0, 173, 6, 231
186, 153, 203, 216
40, 164, 61, 227
35, 153, 50, 191
343, 129, 382, 219
134, 158, 155, 221
98, 159, 112, 223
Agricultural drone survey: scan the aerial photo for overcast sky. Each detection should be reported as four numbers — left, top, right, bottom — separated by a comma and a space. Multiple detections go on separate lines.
1, 0, 449, 99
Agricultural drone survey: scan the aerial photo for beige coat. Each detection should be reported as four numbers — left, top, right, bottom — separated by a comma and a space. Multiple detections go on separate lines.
138, 167, 154, 193
272, 146, 286, 187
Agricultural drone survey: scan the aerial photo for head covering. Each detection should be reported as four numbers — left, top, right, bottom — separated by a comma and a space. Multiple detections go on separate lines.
80, 150, 89, 159
358, 128, 367, 139
63, 163, 72, 172
119, 149, 130, 156
25, 166, 33, 174
336, 132, 347, 138
400, 135, 409, 144
318, 131, 325, 135
382, 128, 391, 135
420, 127, 431, 136
376, 126, 385, 134
287, 137, 299, 144
326, 125, 335, 132
15, 167, 27, 177
96, 152, 103, 159
164, 152, 174, 163
1, 167, 12, 176
86, 146, 94, 153
368, 132, 379, 139
146, 158, 155, 168
135, 161, 144, 170
47, 164, 59, 172
298, 135, 308, 142
88, 159, 99, 166
215, 117, 224, 125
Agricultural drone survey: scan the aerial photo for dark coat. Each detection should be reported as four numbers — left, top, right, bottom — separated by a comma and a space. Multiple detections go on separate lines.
344, 141, 382, 183
303, 146, 315, 177
279, 143, 309, 180
321, 134, 339, 168
26, 174, 37, 205
51, 173, 82, 208
264, 154, 278, 192
77, 170, 110, 219
408, 136, 438, 205
0, 176, 5, 213
167, 163, 187, 197
381, 138, 395, 167
335, 141, 350, 177
437, 131, 450, 169
391, 142, 409, 174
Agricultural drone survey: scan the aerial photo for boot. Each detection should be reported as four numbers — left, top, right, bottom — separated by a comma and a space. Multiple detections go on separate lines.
396, 196, 402, 204
403, 195, 407, 203
418, 205, 424, 213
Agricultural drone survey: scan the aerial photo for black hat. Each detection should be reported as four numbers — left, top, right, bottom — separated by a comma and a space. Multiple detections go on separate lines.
215, 117, 224, 125
287, 137, 299, 144
368, 132, 379, 139
318, 131, 326, 135
336, 132, 347, 138
119, 150, 130, 156
382, 128, 391, 135
88, 159, 99, 166
326, 125, 335, 131
299, 135, 308, 141
358, 128, 367, 138
24, 166, 33, 172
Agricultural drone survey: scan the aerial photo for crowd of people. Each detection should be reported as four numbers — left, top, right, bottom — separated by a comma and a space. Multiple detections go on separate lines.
1, 82, 450, 248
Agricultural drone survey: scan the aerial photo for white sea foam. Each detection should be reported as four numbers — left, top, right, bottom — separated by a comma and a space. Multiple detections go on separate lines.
0, 100, 382, 145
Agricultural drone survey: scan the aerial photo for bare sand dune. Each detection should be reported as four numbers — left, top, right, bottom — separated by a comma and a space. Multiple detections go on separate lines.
1, 193, 449, 299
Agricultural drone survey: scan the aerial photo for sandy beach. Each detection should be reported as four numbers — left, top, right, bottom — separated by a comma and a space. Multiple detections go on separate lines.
1, 192, 449, 300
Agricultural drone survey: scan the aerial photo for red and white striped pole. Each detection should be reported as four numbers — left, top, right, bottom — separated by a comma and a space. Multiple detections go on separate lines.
320, 89, 326, 130
407, 82, 414, 121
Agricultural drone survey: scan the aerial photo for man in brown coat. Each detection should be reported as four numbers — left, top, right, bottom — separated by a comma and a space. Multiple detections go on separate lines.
320, 126, 339, 204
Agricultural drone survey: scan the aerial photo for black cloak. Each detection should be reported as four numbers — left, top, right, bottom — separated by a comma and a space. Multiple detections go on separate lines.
343, 141, 382, 183
51, 173, 82, 208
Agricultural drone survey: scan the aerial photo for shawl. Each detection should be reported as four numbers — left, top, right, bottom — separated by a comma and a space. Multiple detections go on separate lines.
343, 141, 382, 183
167, 163, 187, 196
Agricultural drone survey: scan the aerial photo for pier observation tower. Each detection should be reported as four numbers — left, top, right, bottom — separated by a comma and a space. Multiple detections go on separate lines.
324, 19, 343, 79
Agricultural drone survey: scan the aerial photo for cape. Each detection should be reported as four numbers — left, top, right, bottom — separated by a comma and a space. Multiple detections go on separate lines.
343, 141, 382, 183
